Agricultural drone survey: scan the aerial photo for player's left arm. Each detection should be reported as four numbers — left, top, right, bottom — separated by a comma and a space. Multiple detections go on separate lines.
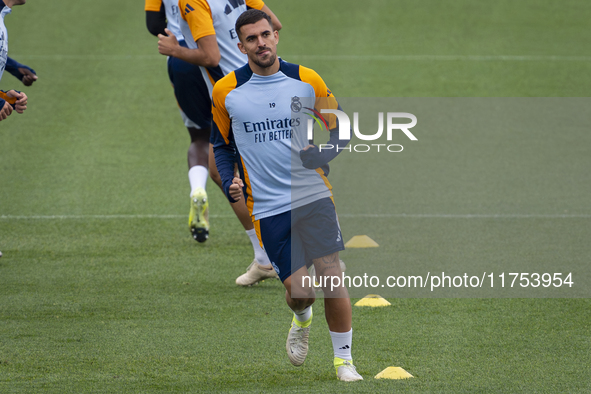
299, 105, 350, 170
260, 5, 282, 31
158, 30, 220, 68
299, 71, 351, 169
5, 57, 38, 86
158, 0, 220, 67
245, 0, 282, 31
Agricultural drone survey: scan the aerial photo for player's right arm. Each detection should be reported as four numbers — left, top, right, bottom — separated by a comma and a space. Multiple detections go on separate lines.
0, 90, 28, 121
145, 0, 166, 37
211, 73, 241, 203
0, 90, 28, 115
0, 99, 13, 121
157, 0, 220, 68
145, 0, 166, 36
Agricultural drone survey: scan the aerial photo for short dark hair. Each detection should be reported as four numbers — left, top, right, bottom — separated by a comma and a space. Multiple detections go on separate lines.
235, 9, 273, 39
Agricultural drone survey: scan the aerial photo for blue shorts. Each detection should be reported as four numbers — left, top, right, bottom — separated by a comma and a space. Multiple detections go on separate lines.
258, 197, 345, 282
167, 41, 212, 130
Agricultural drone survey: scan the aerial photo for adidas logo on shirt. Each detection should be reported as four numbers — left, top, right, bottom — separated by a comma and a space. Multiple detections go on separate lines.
224, 0, 245, 15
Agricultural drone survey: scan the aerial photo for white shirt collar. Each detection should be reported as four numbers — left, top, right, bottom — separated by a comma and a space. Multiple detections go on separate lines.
1, 6, 12, 18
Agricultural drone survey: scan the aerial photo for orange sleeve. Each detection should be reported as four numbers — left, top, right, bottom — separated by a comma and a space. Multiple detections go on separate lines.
212, 72, 238, 144
144, 0, 162, 12
245, 0, 265, 10
180, 0, 215, 42
299, 66, 339, 130
0, 91, 17, 105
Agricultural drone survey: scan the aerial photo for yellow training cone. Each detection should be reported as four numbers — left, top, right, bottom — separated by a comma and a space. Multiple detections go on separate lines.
345, 235, 379, 248
354, 294, 391, 307
375, 367, 414, 380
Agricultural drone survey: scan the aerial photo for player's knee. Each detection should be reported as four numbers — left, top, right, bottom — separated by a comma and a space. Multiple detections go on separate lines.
291, 297, 315, 311
289, 282, 316, 302
188, 126, 210, 143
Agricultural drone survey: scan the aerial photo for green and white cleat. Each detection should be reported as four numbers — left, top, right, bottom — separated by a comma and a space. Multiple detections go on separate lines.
286, 313, 312, 366
188, 187, 209, 243
236, 260, 279, 286
335, 358, 363, 382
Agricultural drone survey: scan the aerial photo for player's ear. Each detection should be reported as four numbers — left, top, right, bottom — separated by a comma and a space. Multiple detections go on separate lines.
238, 41, 247, 55
274, 30, 279, 45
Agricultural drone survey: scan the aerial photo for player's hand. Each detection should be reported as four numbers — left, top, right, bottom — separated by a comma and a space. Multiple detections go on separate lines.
299, 144, 325, 169
0, 100, 13, 120
229, 177, 244, 202
7, 90, 28, 114
18, 67, 38, 86
158, 28, 180, 57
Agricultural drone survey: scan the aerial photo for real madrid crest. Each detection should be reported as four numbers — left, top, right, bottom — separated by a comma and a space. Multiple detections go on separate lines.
291, 96, 302, 113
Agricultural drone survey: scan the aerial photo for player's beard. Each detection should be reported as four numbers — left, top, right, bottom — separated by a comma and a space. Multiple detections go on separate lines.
253, 51, 277, 69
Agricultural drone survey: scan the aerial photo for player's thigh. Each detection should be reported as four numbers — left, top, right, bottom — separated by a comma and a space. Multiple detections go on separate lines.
167, 56, 211, 130
259, 211, 307, 284
294, 197, 345, 265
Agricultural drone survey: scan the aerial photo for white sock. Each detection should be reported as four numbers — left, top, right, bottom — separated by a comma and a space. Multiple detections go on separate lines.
246, 228, 271, 267
188, 166, 208, 196
293, 305, 312, 324
330, 329, 353, 360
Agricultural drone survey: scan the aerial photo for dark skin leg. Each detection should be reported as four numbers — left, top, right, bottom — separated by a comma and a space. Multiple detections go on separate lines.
187, 126, 210, 169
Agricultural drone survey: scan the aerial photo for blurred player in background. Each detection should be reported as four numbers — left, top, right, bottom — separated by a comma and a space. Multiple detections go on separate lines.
157, 0, 283, 286
0, 55, 36, 254
1, 0, 32, 258
1, 0, 29, 122
212, 10, 362, 381
145, 0, 212, 243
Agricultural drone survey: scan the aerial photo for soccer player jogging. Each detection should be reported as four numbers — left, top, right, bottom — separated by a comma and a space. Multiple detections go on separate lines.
212, 10, 363, 381
157, 0, 283, 286
145, 0, 213, 243
0, 0, 28, 122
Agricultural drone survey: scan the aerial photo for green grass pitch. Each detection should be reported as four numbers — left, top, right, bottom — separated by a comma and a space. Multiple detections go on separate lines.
1, 0, 590, 392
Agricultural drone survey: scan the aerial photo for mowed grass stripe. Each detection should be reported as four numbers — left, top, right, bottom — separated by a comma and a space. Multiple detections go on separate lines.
2, 214, 590, 220
10, 54, 591, 62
